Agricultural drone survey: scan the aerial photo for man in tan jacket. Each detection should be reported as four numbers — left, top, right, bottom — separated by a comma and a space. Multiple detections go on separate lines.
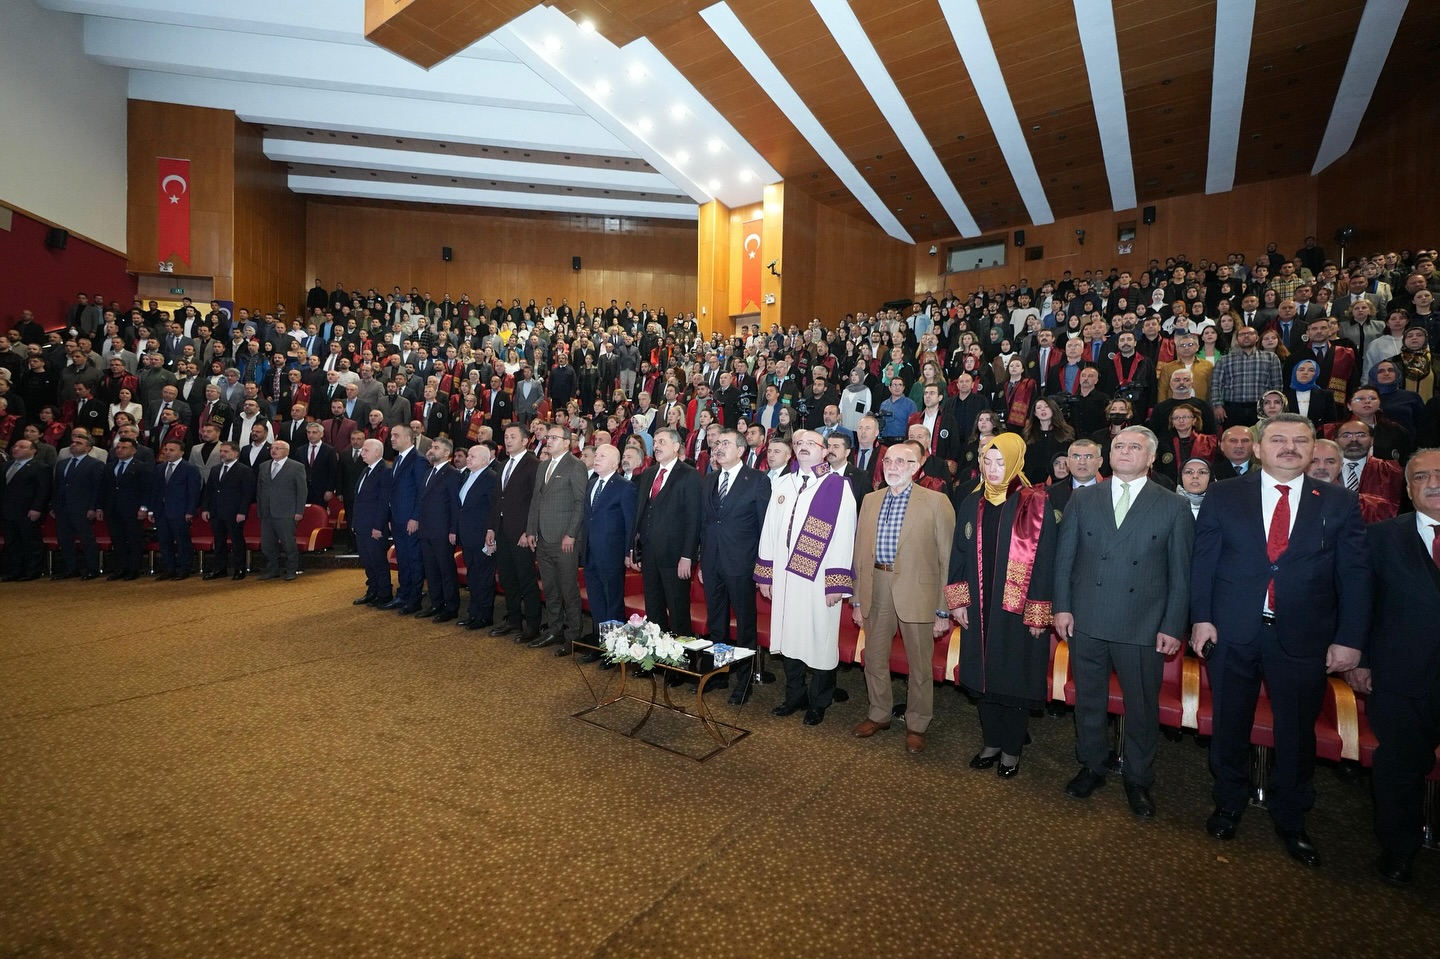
850, 440, 957, 754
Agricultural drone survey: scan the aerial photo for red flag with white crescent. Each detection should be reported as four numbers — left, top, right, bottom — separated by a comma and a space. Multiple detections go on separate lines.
157, 157, 191, 265
740, 218, 762, 312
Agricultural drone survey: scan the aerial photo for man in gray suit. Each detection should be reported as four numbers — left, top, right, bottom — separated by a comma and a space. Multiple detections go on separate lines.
524, 422, 587, 654
256, 439, 309, 581
1053, 425, 1194, 819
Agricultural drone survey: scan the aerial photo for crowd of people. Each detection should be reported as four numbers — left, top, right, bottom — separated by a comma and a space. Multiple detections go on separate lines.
2, 240, 1438, 887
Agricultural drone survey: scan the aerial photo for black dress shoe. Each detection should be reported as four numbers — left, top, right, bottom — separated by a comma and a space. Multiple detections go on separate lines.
19, 573, 44, 581
368, 595, 391, 606
577, 650, 602, 664
432, 610, 457, 624
122, 573, 139, 581
282, 572, 297, 581
52, 572, 76, 581
106, 572, 125, 581
968, 750, 1001, 770
173, 571, 191, 581
353, 595, 376, 605
204, 571, 224, 581
727, 688, 751, 706
802, 707, 826, 726
1275, 827, 1322, 867
1375, 852, 1413, 886
516, 627, 540, 644
597, 659, 616, 671
1065, 768, 1107, 799
397, 605, 421, 616
380, 598, 407, 610
231, 571, 246, 581
154, 572, 174, 581
414, 607, 438, 618
772, 701, 808, 717
527, 631, 561, 649
489, 622, 519, 636
466, 618, 492, 631
996, 759, 1020, 778
553, 642, 571, 657
1206, 806, 1243, 840
80, 573, 98, 581
1123, 782, 1156, 819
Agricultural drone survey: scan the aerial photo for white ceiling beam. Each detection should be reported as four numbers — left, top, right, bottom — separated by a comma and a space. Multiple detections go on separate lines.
264, 139, 679, 193
127, 71, 634, 157
83, 17, 577, 113
1205, 0, 1256, 195
289, 176, 699, 221
699, 2, 913, 243
1311, 0, 1409, 174
808, 0, 976, 237
936, 0, 1053, 225
1072, 0, 1137, 211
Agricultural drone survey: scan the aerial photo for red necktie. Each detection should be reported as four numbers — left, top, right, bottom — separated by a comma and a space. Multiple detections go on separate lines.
1266, 485, 1290, 609
649, 466, 666, 499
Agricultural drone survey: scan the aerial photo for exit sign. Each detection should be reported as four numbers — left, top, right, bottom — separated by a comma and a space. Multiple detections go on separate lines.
169, 287, 185, 295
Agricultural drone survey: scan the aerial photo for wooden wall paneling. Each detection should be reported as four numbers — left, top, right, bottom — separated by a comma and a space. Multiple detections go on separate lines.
231, 118, 306, 312
696, 199, 729, 336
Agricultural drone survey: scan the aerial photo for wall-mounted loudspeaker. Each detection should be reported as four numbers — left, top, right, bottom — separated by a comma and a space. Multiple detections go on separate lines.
572, 256, 582, 271
45, 228, 69, 250
442, 246, 452, 261
1014, 230, 1025, 247
1142, 206, 1156, 225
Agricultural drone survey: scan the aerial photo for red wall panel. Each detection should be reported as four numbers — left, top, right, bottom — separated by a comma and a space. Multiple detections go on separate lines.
0, 207, 135, 334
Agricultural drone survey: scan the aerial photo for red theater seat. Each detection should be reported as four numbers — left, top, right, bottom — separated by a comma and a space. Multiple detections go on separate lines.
296, 504, 334, 552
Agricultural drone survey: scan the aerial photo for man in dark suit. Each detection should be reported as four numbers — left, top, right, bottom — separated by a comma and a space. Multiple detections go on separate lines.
455, 441, 499, 629
50, 434, 105, 579
98, 437, 151, 580
1349, 449, 1440, 885
199, 442, 255, 580
629, 427, 703, 635
350, 438, 393, 607
278, 406, 311, 450
1191, 413, 1371, 867
525, 423, 588, 653
483, 376, 513, 432
413, 388, 450, 439
1, 439, 52, 580
1054, 426, 1194, 818
1045, 438, 1101, 512
145, 439, 202, 580
1208, 426, 1257, 482
824, 434, 872, 516
385, 425, 427, 613
299, 423, 340, 507
698, 428, 771, 701
412, 437, 462, 622
336, 429, 367, 548
578, 444, 635, 661
255, 440, 309, 581
239, 423, 271, 470
487, 425, 542, 641
321, 399, 359, 450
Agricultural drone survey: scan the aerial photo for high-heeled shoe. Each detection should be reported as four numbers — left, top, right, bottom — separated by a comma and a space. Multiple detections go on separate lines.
969, 750, 1001, 770
996, 759, 1020, 778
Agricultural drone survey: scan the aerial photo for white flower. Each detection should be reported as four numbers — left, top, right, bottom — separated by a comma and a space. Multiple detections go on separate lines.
628, 642, 647, 660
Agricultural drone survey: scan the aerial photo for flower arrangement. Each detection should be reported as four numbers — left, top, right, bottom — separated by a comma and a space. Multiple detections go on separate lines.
600, 615, 691, 669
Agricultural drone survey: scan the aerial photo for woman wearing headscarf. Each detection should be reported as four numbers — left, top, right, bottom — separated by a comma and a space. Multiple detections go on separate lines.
1395, 324, 1435, 402
1178, 457, 1211, 519
1281, 357, 1337, 428
946, 433, 1057, 779
1371, 358, 1425, 436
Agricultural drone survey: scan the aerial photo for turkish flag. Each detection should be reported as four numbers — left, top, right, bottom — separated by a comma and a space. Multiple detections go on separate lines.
157, 157, 191, 265
740, 218, 762, 312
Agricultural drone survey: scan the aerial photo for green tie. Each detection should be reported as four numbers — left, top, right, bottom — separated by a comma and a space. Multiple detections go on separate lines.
1115, 481, 1132, 526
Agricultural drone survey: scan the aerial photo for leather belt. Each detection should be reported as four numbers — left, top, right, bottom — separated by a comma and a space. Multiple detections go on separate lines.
874, 562, 895, 572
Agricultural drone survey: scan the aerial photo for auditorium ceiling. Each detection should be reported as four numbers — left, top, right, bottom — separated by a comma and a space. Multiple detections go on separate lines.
40, 0, 1438, 241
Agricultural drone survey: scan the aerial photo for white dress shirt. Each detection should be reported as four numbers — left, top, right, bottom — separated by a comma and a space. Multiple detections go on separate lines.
1259, 471, 1304, 613
1109, 475, 1147, 511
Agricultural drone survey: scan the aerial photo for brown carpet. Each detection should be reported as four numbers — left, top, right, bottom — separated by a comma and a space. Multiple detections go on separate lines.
1, 570, 1435, 958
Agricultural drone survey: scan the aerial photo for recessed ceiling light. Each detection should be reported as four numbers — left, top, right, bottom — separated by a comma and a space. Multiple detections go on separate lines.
738, 170, 753, 182
594, 80, 610, 96
637, 118, 653, 132
674, 151, 689, 165
579, 19, 596, 34
543, 36, 562, 52
670, 105, 687, 121
706, 138, 723, 153
628, 63, 646, 80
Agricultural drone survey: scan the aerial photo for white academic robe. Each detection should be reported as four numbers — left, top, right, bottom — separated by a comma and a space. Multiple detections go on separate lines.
756, 468, 857, 670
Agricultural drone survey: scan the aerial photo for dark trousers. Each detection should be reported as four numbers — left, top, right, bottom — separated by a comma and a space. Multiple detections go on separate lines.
55, 510, 99, 574
1209, 622, 1327, 830
641, 551, 692, 634
357, 530, 392, 600
1369, 688, 1440, 861
1070, 631, 1164, 786
782, 657, 836, 711
260, 514, 299, 575
154, 513, 193, 573
1223, 403, 1259, 428
419, 536, 459, 612
210, 513, 246, 573
109, 513, 144, 574
1, 515, 44, 576
461, 544, 495, 621
392, 527, 423, 604
978, 700, 1030, 756
536, 538, 582, 640
706, 569, 759, 686
495, 535, 540, 627
585, 560, 626, 630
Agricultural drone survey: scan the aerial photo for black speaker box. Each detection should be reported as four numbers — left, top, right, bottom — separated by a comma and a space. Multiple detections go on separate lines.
1014, 230, 1025, 247
572, 256, 582, 271
1142, 206, 1156, 225
45, 227, 69, 250
442, 246, 452, 261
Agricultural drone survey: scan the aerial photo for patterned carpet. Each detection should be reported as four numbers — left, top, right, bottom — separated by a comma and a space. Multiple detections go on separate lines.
1, 570, 1434, 958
